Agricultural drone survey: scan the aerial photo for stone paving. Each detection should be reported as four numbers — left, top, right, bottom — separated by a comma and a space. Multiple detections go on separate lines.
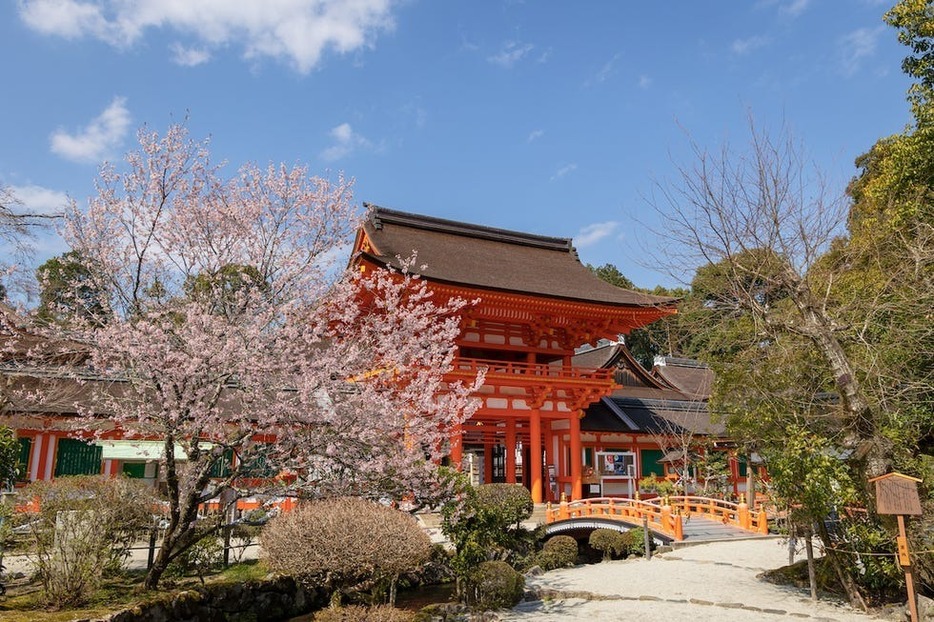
498, 538, 882, 622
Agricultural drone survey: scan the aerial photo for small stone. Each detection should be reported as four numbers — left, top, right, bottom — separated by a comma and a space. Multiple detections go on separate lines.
689, 598, 715, 606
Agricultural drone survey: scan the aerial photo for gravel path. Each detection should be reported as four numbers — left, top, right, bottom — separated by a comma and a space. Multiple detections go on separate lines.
499, 538, 882, 622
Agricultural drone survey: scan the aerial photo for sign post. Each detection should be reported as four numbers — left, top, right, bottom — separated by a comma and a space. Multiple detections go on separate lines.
869, 472, 922, 622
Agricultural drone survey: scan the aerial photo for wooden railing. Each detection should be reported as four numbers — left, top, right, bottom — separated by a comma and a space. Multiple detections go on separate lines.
545, 497, 684, 540
649, 495, 769, 535
545, 495, 770, 541
448, 358, 614, 382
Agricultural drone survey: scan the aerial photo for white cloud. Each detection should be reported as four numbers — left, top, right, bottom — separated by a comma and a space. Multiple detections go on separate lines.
586, 52, 621, 86
574, 221, 619, 248
550, 163, 577, 181
731, 35, 770, 55
319, 122, 373, 161
780, 0, 810, 17
637, 75, 652, 89
50, 97, 131, 163
488, 41, 534, 68
527, 129, 544, 143
18, 0, 397, 74
838, 26, 884, 76
6, 184, 69, 215
170, 42, 211, 67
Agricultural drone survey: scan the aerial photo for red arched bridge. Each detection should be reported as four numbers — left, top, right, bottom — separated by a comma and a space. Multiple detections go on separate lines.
544, 496, 770, 543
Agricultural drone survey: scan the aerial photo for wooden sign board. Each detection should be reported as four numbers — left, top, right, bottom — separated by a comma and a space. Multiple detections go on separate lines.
870, 473, 922, 516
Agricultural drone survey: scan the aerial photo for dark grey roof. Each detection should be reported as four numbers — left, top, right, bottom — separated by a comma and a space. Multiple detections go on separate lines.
580, 394, 725, 436
359, 206, 676, 308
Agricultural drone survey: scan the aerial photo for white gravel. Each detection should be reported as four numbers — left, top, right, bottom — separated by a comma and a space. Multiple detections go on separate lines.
499, 538, 884, 622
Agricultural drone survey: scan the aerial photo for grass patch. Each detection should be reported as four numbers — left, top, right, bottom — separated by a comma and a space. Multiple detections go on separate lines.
0, 561, 272, 621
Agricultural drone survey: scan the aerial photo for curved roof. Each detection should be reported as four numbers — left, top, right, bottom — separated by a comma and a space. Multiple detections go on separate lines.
358, 205, 676, 309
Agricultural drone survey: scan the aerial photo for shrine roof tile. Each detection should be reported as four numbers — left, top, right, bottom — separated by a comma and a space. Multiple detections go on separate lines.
360, 205, 676, 308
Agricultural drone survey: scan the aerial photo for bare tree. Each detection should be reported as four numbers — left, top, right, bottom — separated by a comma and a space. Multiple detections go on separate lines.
0, 184, 63, 298
650, 122, 885, 476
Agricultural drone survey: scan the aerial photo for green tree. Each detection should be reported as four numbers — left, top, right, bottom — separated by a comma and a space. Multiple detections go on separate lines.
0, 426, 19, 487
35, 251, 107, 326
587, 263, 690, 368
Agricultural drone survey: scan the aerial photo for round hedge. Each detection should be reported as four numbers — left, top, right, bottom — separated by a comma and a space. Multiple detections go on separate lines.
541, 535, 578, 568
466, 560, 525, 611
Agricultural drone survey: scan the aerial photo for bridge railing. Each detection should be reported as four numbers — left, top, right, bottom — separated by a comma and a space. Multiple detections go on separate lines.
545, 497, 684, 541
650, 495, 769, 534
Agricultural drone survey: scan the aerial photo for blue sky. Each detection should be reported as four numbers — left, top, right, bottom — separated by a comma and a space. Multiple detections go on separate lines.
0, 0, 915, 289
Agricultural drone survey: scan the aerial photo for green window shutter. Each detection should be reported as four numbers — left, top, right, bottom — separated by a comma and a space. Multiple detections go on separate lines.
738, 458, 748, 477
17, 437, 32, 481
208, 448, 234, 478
54, 438, 103, 476
122, 462, 147, 478
240, 446, 275, 478
640, 449, 665, 477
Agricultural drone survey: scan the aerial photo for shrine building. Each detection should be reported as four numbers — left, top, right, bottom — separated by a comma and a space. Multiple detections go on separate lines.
351, 206, 677, 502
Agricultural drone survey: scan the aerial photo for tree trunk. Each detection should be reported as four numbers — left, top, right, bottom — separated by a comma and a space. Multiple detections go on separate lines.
805, 529, 817, 601
747, 469, 757, 510
815, 518, 868, 611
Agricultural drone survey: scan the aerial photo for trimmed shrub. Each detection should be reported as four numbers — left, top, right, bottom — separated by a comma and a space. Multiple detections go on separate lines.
540, 535, 578, 568
588, 528, 630, 561
465, 560, 524, 611
313, 604, 415, 622
261, 497, 431, 605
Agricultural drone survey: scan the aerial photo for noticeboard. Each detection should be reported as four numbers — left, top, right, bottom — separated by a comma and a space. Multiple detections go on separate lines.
596, 452, 635, 477
872, 473, 922, 516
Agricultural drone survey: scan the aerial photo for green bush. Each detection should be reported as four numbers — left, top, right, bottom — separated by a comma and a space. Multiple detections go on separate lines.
626, 527, 650, 557
165, 528, 223, 584
440, 477, 536, 577
313, 604, 415, 621
588, 528, 630, 561
465, 560, 524, 611
541, 535, 577, 568
473, 484, 533, 527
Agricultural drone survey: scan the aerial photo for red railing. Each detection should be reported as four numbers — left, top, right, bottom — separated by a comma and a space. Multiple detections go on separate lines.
448, 358, 614, 382
545, 495, 770, 540
545, 497, 684, 540
648, 495, 769, 534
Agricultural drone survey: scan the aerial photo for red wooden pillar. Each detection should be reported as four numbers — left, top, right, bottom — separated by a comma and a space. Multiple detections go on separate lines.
505, 418, 517, 484
530, 409, 543, 503
543, 419, 554, 502
570, 412, 582, 500
449, 425, 463, 470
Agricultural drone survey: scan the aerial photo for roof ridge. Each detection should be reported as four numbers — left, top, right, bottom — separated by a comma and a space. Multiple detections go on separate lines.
365, 203, 573, 253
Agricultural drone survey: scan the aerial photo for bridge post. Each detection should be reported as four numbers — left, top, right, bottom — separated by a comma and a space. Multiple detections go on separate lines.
757, 508, 769, 534
738, 495, 750, 530
673, 511, 684, 541
661, 503, 672, 535
558, 495, 569, 520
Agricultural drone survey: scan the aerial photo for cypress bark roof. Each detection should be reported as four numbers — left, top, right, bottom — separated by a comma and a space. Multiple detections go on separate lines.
358, 205, 676, 308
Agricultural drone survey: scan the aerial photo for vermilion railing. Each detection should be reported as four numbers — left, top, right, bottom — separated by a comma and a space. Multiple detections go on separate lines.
545, 497, 684, 540
448, 358, 614, 382
545, 495, 770, 540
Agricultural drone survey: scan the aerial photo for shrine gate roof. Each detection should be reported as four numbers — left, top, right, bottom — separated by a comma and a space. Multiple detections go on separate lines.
357, 205, 676, 309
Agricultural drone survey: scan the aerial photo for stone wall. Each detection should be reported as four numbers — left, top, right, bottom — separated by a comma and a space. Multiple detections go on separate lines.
93, 575, 328, 622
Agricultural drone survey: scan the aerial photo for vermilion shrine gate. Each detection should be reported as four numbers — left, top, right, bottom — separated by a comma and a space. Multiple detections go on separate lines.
351, 206, 675, 502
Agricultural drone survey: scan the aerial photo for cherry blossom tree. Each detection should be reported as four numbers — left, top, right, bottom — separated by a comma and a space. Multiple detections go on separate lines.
50, 124, 481, 589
